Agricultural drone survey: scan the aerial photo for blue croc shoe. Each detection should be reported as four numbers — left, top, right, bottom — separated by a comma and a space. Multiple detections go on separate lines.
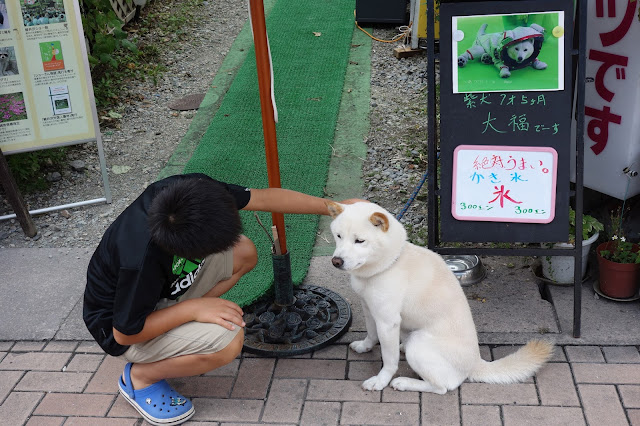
118, 362, 195, 425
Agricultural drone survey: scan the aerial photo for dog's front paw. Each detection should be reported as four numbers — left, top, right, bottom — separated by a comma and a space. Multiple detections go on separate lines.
390, 377, 411, 391
350, 340, 374, 353
532, 59, 547, 70
481, 53, 493, 65
457, 56, 467, 67
362, 374, 391, 391
500, 67, 511, 78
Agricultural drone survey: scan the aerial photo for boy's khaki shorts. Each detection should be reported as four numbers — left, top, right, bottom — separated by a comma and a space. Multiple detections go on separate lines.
121, 249, 241, 364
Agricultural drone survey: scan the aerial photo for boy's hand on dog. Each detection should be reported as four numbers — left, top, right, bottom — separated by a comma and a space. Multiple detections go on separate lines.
192, 298, 246, 330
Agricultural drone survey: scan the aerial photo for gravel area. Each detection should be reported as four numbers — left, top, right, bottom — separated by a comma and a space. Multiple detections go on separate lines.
0, 2, 430, 249
365, 30, 430, 245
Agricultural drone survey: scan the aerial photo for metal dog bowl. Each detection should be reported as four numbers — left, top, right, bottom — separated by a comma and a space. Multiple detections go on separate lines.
443, 255, 486, 286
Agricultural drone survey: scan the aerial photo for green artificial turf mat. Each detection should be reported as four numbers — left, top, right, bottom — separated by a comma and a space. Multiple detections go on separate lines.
183, 0, 356, 306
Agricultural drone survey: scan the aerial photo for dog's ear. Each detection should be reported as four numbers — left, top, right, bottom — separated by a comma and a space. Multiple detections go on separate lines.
369, 212, 390, 232
325, 201, 344, 218
530, 23, 545, 34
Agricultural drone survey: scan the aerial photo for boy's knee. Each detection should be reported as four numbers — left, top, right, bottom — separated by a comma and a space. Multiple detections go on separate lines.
210, 329, 244, 366
227, 329, 244, 358
234, 236, 258, 272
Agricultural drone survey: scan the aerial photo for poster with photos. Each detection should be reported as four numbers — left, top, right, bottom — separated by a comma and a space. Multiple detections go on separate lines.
0, 0, 98, 154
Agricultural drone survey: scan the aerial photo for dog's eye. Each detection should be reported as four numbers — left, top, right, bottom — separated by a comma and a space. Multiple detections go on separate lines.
355, 239, 365, 244
336, 234, 341, 239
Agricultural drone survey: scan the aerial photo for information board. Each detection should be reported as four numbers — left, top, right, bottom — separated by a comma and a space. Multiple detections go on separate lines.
0, 0, 99, 154
439, 0, 573, 243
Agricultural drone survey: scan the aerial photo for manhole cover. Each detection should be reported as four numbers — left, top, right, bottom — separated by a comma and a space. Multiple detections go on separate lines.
168, 93, 206, 111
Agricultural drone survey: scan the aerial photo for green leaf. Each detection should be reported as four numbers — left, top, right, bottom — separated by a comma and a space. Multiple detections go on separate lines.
121, 39, 139, 53
87, 54, 100, 65
94, 32, 107, 45
108, 17, 125, 31
113, 28, 128, 40
96, 12, 108, 29
99, 52, 118, 67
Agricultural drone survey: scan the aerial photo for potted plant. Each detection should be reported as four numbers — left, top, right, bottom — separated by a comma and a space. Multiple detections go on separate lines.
595, 209, 640, 299
541, 207, 604, 284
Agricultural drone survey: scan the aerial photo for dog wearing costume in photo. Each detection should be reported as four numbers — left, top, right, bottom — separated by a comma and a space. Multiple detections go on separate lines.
327, 201, 553, 393
458, 23, 547, 78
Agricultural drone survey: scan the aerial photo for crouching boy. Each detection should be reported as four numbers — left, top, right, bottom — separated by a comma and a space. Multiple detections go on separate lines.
83, 173, 358, 425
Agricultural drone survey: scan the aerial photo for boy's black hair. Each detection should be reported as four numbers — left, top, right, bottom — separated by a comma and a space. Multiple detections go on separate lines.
148, 177, 243, 259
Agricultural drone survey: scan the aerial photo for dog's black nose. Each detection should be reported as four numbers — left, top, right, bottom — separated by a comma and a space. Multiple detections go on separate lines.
331, 257, 344, 268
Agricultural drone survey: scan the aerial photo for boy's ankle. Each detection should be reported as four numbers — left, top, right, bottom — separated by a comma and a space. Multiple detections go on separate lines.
127, 364, 154, 390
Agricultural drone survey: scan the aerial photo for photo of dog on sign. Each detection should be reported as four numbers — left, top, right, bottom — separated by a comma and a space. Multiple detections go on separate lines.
452, 11, 565, 94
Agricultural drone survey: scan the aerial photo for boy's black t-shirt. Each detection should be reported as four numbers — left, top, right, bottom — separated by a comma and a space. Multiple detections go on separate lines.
83, 174, 251, 356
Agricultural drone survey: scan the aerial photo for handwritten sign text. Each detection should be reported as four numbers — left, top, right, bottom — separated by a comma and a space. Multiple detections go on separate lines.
452, 145, 558, 223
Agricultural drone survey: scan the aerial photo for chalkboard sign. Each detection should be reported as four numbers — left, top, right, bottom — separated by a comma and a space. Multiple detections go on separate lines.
439, 0, 573, 243
452, 145, 557, 223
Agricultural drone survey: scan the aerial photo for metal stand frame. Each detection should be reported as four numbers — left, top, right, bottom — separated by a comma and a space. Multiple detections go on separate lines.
426, 0, 588, 337
0, 0, 112, 227
0, 136, 112, 223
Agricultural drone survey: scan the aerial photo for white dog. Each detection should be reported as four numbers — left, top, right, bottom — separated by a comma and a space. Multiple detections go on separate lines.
327, 201, 553, 393
458, 23, 547, 78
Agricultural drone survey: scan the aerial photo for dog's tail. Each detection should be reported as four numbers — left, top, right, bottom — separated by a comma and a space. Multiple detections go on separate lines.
477, 23, 488, 37
468, 340, 553, 384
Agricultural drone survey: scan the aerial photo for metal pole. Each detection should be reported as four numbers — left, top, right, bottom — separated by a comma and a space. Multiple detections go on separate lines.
573, 0, 588, 338
96, 134, 112, 204
0, 150, 37, 236
0, 198, 109, 221
426, 0, 437, 250
249, 0, 287, 256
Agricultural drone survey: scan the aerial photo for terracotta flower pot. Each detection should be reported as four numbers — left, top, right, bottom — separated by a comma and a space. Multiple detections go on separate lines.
596, 242, 640, 299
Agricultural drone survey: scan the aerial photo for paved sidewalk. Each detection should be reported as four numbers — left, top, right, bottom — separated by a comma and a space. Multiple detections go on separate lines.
1, 338, 640, 425
1, 249, 640, 425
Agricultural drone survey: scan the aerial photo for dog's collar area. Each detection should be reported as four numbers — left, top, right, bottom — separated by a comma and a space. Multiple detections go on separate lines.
361, 242, 407, 279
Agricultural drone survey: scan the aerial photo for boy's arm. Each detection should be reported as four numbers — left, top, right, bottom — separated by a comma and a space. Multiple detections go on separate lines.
113, 297, 245, 346
243, 187, 365, 214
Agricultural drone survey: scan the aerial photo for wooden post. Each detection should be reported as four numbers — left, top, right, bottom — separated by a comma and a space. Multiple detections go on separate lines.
0, 150, 37, 237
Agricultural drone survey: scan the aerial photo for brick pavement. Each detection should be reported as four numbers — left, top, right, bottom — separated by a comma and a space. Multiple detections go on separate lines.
1, 340, 639, 425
